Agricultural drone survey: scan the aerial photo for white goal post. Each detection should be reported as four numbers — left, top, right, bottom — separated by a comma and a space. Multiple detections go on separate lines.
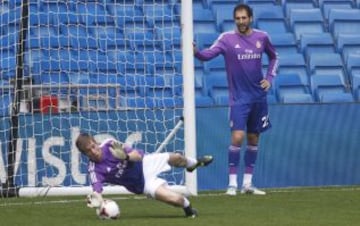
0, 0, 197, 197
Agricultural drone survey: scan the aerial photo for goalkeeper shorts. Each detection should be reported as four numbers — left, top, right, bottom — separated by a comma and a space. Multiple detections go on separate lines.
142, 153, 171, 197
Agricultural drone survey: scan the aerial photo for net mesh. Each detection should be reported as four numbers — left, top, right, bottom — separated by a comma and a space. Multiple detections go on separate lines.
0, 0, 185, 193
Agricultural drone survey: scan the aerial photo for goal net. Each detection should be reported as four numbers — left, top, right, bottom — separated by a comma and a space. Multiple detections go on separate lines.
0, 0, 197, 197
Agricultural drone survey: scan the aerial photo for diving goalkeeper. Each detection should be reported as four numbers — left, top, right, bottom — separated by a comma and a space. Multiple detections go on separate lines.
75, 133, 213, 218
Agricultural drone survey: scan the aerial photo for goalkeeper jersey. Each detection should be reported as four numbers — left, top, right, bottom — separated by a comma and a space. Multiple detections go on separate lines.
195, 29, 278, 105
88, 139, 145, 194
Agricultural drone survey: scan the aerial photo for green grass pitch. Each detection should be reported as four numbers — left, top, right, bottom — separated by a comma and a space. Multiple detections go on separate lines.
1, 186, 359, 226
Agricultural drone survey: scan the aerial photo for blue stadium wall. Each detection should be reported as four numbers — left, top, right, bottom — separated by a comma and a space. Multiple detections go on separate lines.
0, 104, 359, 190
197, 103, 360, 190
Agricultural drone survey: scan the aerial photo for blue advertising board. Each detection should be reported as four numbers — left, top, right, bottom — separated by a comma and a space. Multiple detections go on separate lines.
1, 104, 360, 191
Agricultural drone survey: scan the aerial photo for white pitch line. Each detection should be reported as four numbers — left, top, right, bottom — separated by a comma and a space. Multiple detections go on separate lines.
198, 186, 360, 196
1, 186, 359, 207
0, 196, 145, 207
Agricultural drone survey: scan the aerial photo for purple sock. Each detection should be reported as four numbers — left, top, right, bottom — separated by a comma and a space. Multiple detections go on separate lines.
244, 145, 258, 174
228, 145, 241, 174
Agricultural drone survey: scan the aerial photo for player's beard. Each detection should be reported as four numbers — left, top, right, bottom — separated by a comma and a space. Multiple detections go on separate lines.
237, 24, 250, 35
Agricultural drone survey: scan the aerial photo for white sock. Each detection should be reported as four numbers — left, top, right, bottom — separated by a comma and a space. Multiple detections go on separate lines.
242, 173, 253, 188
186, 157, 197, 168
228, 174, 238, 188
183, 197, 190, 208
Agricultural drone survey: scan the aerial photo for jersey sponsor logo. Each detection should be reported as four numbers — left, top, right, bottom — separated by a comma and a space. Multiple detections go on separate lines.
237, 52, 261, 60
115, 162, 128, 178
237, 49, 261, 60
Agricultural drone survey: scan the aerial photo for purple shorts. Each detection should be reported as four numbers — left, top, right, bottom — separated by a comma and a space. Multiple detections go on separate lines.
229, 101, 271, 133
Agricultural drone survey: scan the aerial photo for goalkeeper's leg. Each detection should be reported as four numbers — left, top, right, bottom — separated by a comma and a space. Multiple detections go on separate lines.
167, 153, 213, 172
154, 185, 197, 218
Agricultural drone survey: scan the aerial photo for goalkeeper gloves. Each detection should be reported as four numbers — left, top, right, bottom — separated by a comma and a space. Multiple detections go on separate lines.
109, 140, 129, 160
86, 192, 104, 208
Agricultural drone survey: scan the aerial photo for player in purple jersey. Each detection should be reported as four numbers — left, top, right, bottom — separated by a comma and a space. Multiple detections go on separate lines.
194, 4, 278, 196
75, 133, 213, 218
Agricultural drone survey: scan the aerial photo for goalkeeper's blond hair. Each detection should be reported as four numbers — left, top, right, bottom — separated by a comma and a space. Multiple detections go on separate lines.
75, 133, 95, 154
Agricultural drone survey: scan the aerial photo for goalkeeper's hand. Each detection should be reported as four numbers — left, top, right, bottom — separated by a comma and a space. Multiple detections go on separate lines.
109, 140, 129, 160
86, 192, 104, 208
